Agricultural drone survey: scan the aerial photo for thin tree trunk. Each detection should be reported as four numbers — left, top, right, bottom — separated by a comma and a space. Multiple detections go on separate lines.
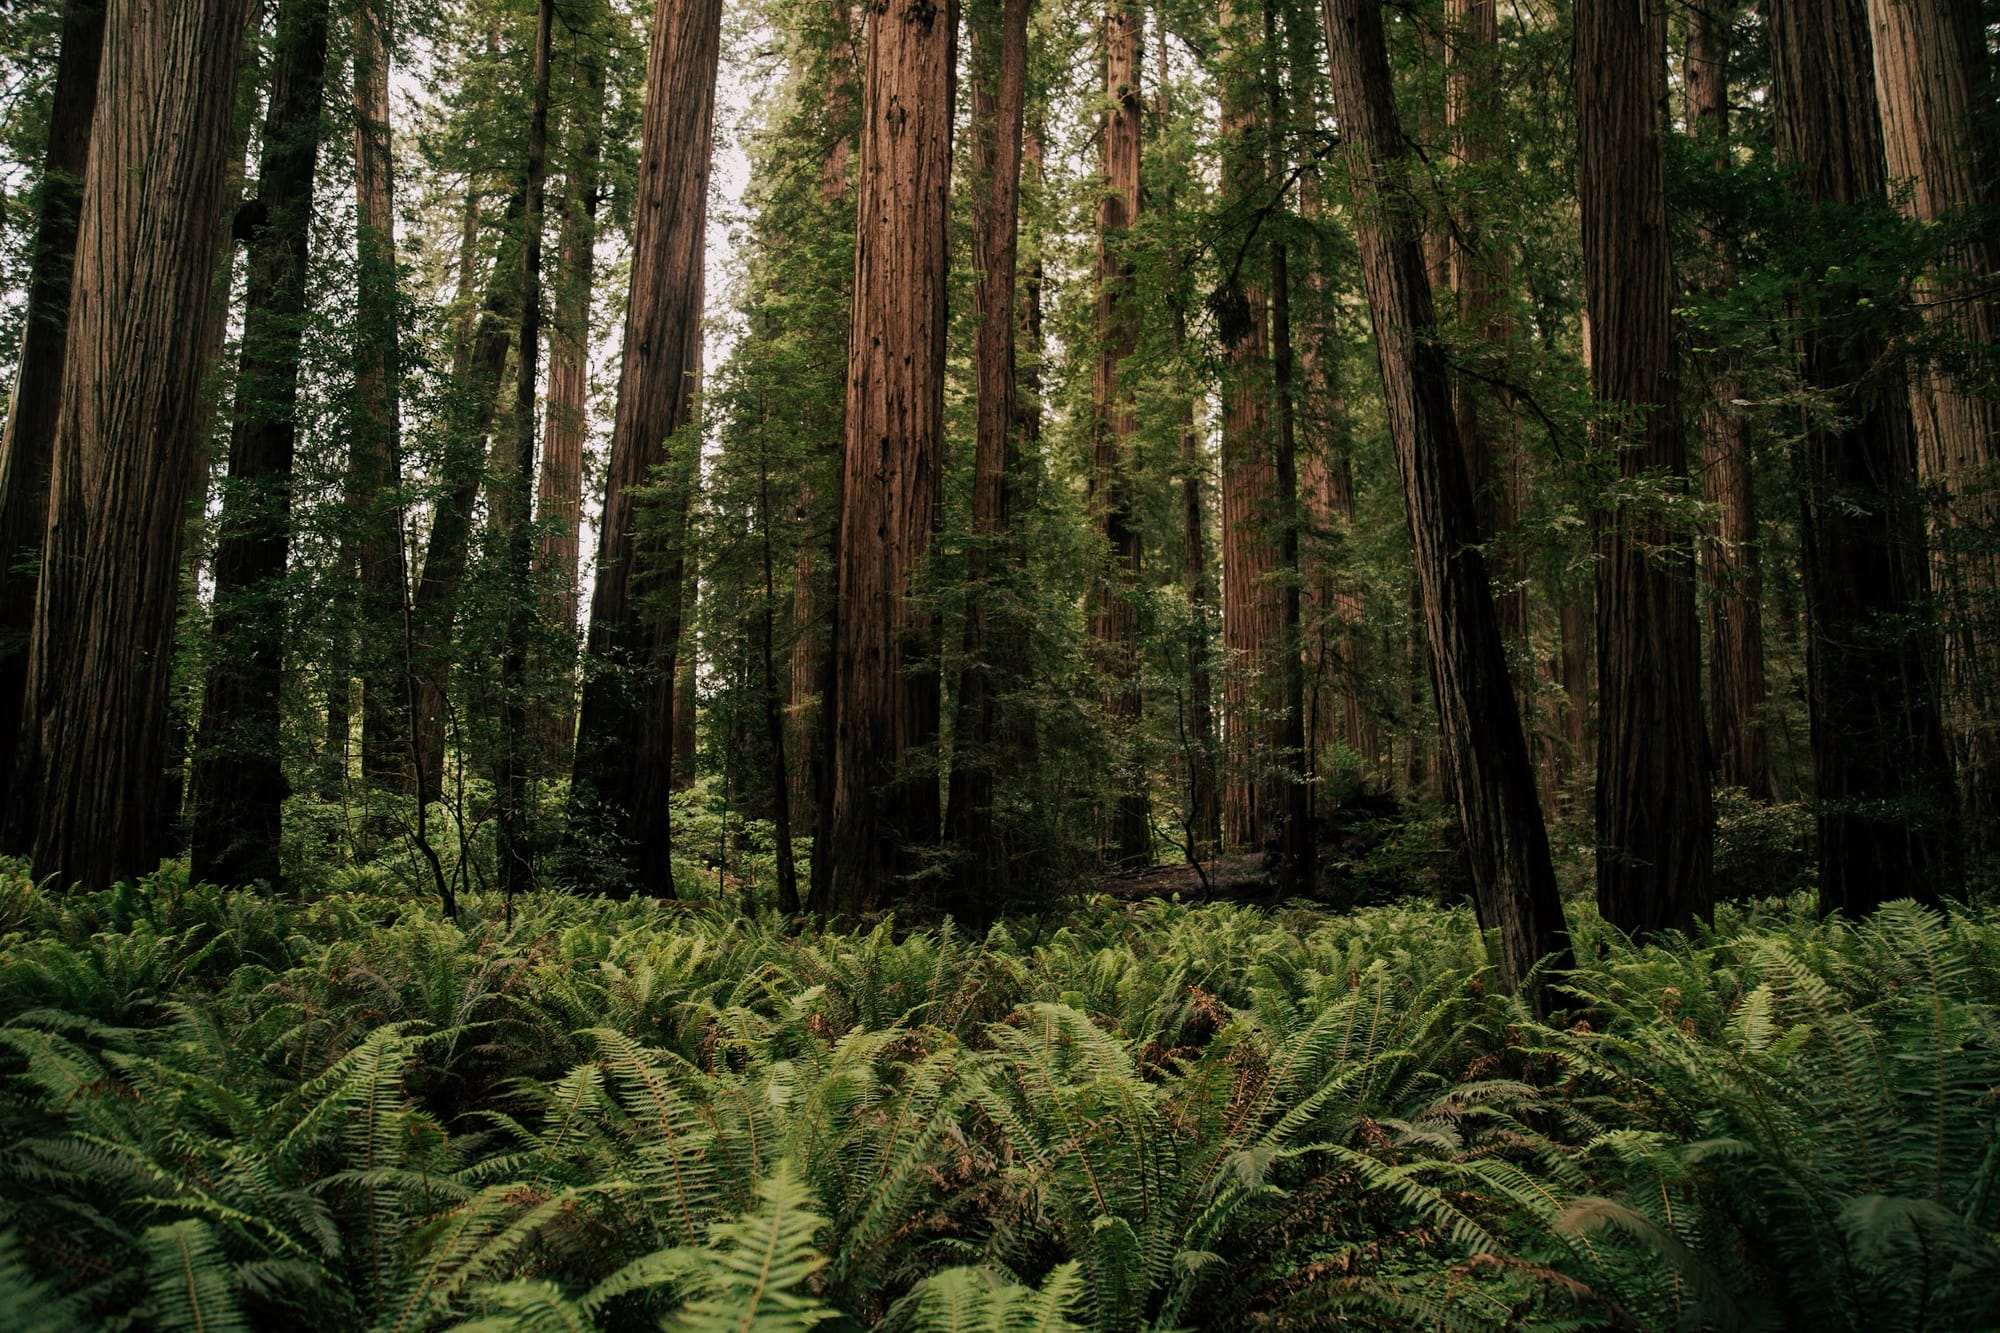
1086, 0, 1150, 867
1321, 0, 1571, 994
1686, 0, 1769, 799
1577, 0, 1714, 934
1445, 0, 1527, 673
408, 192, 520, 807
0, 0, 104, 816
1219, 0, 1281, 850
673, 569, 698, 790
570, 0, 723, 896
534, 40, 606, 766
787, 0, 858, 834
4, 0, 259, 886
1767, 0, 1962, 913
350, 0, 409, 790
494, 0, 553, 900
945, 0, 1032, 909
823, 0, 957, 917
760, 461, 800, 912
1867, 0, 2000, 852
1297, 168, 1378, 778
1153, 22, 1221, 861
188, 0, 331, 888
1265, 0, 1310, 895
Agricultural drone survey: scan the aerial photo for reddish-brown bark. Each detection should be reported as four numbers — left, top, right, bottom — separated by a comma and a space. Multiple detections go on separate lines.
1321, 0, 1571, 994
569, 0, 723, 895
822, 0, 958, 917
4, 0, 261, 887
1577, 0, 1715, 934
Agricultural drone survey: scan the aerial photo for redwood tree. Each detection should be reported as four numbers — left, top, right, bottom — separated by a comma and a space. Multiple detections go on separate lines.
945, 0, 1034, 904
569, 0, 723, 895
1866, 0, 2000, 849
189, 0, 333, 888
0, 0, 104, 813
1767, 0, 1961, 913
821, 0, 957, 917
1576, 0, 1714, 934
1320, 0, 1571, 993
1686, 0, 1770, 799
1088, 0, 1150, 867
4, 0, 261, 887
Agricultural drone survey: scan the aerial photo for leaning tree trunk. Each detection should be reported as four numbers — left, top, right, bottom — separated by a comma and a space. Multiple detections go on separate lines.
4, 0, 260, 887
1320, 0, 1571, 994
1866, 0, 2000, 853
1086, 0, 1150, 868
945, 0, 1033, 910
569, 0, 723, 896
823, 0, 957, 918
1685, 0, 1769, 800
0, 0, 104, 816
1576, 0, 1714, 935
189, 0, 332, 889
1767, 0, 1962, 913
1445, 0, 1527, 676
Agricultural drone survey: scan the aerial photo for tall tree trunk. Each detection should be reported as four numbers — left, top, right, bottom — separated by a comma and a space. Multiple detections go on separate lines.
0, 0, 104, 815
1445, 0, 1526, 674
1087, 0, 1150, 867
350, 0, 409, 790
945, 0, 1032, 908
494, 0, 554, 900
1219, 0, 1281, 850
1265, 0, 1310, 896
3, 0, 259, 887
534, 40, 606, 766
1153, 25, 1221, 861
1576, 0, 1714, 934
1320, 0, 1571, 994
1686, 0, 1770, 799
759, 461, 800, 912
787, 0, 859, 833
1767, 0, 1962, 913
823, 0, 957, 917
569, 0, 723, 896
1867, 0, 2000, 853
188, 0, 331, 888
409, 192, 520, 806
1297, 168, 1379, 778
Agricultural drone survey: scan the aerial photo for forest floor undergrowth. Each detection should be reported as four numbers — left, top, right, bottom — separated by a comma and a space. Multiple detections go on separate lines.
1, 862, 1996, 1331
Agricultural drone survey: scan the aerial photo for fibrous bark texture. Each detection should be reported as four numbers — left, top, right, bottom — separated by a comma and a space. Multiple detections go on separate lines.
945, 0, 1032, 908
1218, 0, 1281, 850
1088, 0, 1150, 867
1767, 0, 1962, 913
1866, 0, 2000, 850
1576, 0, 1715, 934
534, 42, 606, 764
4, 0, 260, 888
1321, 0, 1571, 994
822, 0, 957, 918
0, 0, 104, 814
569, 0, 723, 895
1686, 1, 1770, 800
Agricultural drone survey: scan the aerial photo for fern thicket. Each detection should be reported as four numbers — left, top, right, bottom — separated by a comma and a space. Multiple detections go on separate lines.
1, 863, 1994, 1330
